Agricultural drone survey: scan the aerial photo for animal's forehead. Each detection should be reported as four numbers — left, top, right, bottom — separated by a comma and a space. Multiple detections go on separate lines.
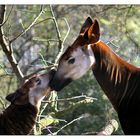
60, 36, 86, 60
61, 47, 75, 60
23, 75, 38, 88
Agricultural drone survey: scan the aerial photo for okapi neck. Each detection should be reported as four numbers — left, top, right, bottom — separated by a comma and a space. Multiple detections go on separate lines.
5, 102, 38, 113
91, 40, 140, 112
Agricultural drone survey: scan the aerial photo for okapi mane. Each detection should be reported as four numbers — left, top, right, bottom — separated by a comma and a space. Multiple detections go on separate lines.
0, 103, 38, 135
92, 41, 140, 111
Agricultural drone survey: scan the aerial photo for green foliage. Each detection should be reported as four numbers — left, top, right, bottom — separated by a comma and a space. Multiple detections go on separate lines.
1, 5, 140, 135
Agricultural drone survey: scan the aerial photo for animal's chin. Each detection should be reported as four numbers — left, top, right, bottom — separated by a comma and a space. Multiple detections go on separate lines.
49, 78, 72, 91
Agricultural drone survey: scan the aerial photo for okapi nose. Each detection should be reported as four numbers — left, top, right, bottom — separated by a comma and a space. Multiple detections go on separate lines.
49, 76, 72, 91
50, 68, 57, 76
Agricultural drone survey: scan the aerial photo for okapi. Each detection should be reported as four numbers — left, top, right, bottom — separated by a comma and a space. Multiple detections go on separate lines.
50, 17, 140, 135
0, 70, 55, 135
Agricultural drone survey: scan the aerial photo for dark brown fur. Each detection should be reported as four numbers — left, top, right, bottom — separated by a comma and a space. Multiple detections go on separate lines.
91, 41, 140, 134
0, 102, 37, 135
0, 72, 53, 135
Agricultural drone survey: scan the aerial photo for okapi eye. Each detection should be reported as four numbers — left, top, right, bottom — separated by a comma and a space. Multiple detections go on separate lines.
68, 58, 75, 64
35, 78, 41, 85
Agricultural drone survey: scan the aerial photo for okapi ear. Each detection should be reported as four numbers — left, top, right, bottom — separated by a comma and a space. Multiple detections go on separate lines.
80, 17, 93, 34
83, 19, 100, 44
6, 90, 21, 103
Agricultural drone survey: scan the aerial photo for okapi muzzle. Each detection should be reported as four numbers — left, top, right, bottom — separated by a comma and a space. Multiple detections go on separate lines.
50, 76, 72, 91
50, 17, 97, 91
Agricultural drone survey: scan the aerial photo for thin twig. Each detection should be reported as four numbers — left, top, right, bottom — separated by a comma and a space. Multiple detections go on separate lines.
37, 93, 53, 125
10, 6, 44, 43
50, 98, 95, 119
37, 97, 95, 134
33, 17, 54, 26
33, 38, 59, 42
52, 115, 85, 135
24, 64, 57, 80
54, 17, 70, 64
62, 18, 70, 45
38, 115, 67, 123
0, 5, 24, 82
42, 95, 97, 103
49, 5, 62, 51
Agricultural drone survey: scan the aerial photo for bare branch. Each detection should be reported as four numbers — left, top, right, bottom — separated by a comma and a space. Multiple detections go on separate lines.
42, 95, 97, 103
33, 38, 59, 42
52, 115, 86, 135
54, 17, 70, 64
34, 96, 96, 134
33, 17, 54, 26
97, 119, 119, 135
49, 5, 62, 51
62, 18, 70, 45
24, 64, 57, 80
0, 5, 13, 27
10, 6, 44, 43
0, 5, 24, 81
50, 98, 95, 118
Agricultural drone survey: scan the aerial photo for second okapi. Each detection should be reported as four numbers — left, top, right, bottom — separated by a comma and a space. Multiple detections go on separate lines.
50, 17, 140, 135
0, 70, 55, 135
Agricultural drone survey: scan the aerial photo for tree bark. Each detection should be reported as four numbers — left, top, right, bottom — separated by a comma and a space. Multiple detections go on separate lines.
98, 119, 119, 135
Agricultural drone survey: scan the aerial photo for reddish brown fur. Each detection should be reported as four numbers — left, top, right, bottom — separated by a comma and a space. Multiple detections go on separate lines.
50, 17, 140, 134
60, 36, 86, 61
94, 41, 140, 72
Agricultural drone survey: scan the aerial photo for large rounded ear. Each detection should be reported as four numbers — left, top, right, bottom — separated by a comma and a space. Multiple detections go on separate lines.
6, 90, 21, 103
80, 17, 93, 35
83, 19, 100, 44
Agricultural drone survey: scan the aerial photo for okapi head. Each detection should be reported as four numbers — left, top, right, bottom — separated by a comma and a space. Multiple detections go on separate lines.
50, 17, 100, 91
6, 70, 55, 109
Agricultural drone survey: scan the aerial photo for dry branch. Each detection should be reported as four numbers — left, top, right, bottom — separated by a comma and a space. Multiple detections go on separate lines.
51, 97, 95, 118
42, 95, 97, 103
34, 96, 95, 135
49, 5, 70, 64
49, 5, 62, 51
52, 115, 86, 135
54, 17, 70, 64
97, 119, 119, 135
0, 6, 13, 27
24, 64, 57, 80
10, 6, 44, 43
0, 5, 24, 82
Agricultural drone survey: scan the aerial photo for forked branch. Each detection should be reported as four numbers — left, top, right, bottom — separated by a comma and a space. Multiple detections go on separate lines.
0, 5, 24, 82
10, 6, 44, 43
